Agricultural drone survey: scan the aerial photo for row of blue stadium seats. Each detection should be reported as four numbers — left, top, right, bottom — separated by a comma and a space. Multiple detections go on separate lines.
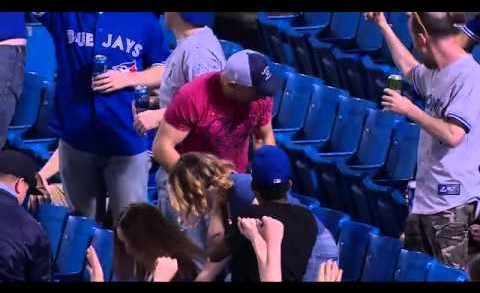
288, 193, 468, 282
35, 197, 468, 283
35, 204, 113, 282
256, 12, 480, 103
268, 66, 419, 237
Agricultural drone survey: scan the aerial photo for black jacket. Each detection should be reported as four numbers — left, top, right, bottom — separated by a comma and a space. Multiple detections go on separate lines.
0, 189, 51, 281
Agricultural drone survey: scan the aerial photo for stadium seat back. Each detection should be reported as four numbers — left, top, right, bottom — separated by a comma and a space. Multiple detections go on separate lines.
83, 228, 114, 281
10, 72, 46, 126
328, 12, 361, 39
394, 249, 433, 282
300, 12, 331, 27
354, 109, 402, 165
426, 261, 469, 282
220, 39, 244, 59
355, 17, 384, 51
384, 122, 420, 180
338, 221, 379, 281
329, 98, 374, 153
25, 24, 57, 83
55, 216, 95, 275
311, 206, 351, 242
270, 62, 297, 118
275, 73, 322, 129
360, 233, 402, 281
301, 85, 348, 141
37, 204, 69, 259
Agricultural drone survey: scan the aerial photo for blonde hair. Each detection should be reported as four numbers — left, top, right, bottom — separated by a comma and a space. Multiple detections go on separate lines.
168, 152, 234, 217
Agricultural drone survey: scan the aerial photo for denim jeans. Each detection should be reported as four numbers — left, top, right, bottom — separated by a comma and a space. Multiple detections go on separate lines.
0, 45, 25, 149
59, 140, 150, 223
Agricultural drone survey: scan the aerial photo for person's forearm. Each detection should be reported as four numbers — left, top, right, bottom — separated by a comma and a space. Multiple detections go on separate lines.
260, 244, 282, 282
380, 23, 419, 75
152, 141, 180, 172
408, 106, 464, 147
127, 65, 164, 88
39, 148, 60, 180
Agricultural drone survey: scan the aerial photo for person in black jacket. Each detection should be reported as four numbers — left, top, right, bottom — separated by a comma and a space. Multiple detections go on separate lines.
0, 150, 51, 281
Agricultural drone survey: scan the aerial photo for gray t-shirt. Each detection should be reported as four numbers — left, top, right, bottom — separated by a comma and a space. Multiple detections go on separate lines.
158, 27, 226, 109
406, 54, 480, 215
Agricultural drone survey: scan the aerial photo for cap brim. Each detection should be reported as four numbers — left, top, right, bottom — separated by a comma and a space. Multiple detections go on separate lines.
256, 73, 283, 98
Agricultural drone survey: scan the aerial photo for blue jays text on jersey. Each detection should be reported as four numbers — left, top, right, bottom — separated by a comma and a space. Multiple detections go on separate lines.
32, 12, 170, 156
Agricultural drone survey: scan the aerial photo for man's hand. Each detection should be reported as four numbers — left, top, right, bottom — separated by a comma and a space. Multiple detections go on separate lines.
317, 260, 343, 282
92, 70, 132, 93
132, 101, 165, 135
153, 257, 178, 282
365, 12, 389, 30
381, 88, 417, 116
238, 217, 267, 265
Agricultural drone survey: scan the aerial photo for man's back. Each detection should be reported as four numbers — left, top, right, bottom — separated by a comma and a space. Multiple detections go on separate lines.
0, 190, 51, 281
227, 202, 318, 281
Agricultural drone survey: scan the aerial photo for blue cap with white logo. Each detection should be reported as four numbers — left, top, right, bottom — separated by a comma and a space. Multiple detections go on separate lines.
251, 145, 292, 187
223, 49, 282, 97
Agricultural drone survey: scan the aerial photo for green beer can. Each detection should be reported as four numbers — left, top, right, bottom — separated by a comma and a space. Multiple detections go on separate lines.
387, 74, 403, 93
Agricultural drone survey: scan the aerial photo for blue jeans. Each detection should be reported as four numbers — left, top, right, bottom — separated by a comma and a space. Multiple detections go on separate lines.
0, 45, 25, 149
59, 140, 150, 223
302, 219, 339, 281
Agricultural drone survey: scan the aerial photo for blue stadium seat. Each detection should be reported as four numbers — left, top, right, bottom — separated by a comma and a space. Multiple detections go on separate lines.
220, 39, 244, 59
311, 206, 350, 242
304, 104, 381, 212
265, 21, 297, 67
55, 216, 95, 278
36, 204, 69, 259
375, 12, 412, 65
25, 23, 57, 83
273, 73, 323, 131
83, 228, 114, 282
310, 39, 346, 88
472, 44, 480, 63
9, 72, 47, 127
289, 192, 321, 210
256, 12, 299, 59
394, 249, 433, 282
284, 27, 316, 75
279, 86, 348, 195
331, 110, 403, 222
314, 12, 361, 46
291, 12, 331, 30
338, 221, 379, 282
361, 122, 420, 236
362, 55, 401, 104
360, 233, 402, 282
426, 261, 469, 282
269, 62, 296, 119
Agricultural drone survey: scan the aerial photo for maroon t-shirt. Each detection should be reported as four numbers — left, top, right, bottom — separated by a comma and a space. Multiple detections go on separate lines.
164, 72, 273, 172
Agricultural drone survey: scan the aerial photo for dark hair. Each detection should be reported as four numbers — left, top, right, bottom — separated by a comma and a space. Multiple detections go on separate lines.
113, 203, 204, 281
410, 12, 467, 38
251, 181, 290, 201
468, 253, 480, 281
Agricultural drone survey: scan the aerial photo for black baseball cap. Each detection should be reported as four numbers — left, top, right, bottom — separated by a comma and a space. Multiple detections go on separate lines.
0, 150, 41, 194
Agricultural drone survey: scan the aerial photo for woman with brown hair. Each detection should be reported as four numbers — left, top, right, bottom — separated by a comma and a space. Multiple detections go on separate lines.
87, 203, 204, 282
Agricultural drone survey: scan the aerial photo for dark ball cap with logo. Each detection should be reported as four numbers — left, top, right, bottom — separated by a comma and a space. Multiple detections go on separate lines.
0, 150, 41, 194
223, 49, 282, 98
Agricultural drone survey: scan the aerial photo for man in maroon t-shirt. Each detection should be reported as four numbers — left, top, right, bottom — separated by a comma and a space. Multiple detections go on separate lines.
152, 49, 281, 173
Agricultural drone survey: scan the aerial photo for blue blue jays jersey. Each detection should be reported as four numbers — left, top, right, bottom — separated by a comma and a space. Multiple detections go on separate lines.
32, 12, 169, 156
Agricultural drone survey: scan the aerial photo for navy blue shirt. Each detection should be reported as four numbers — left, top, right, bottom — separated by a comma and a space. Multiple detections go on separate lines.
0, 13, 26, 41
0, 188, 51, 281
33, 12, 169, 156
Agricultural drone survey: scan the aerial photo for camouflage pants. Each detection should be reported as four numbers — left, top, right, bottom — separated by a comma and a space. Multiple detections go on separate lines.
404, 203, 476, 269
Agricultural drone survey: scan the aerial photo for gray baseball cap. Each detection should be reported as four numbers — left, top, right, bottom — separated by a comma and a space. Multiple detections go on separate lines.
223, 49, 282, 97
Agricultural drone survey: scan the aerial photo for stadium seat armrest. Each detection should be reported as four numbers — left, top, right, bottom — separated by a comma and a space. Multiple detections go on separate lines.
362, 177, 392, 193
273, 128, 302, 134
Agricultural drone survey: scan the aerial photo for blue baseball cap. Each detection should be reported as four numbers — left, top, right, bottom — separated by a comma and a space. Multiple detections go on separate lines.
178, 12, 215, 27
223, 49, 282, 97
251, 145, 292, 187
458, 15, 480, 43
